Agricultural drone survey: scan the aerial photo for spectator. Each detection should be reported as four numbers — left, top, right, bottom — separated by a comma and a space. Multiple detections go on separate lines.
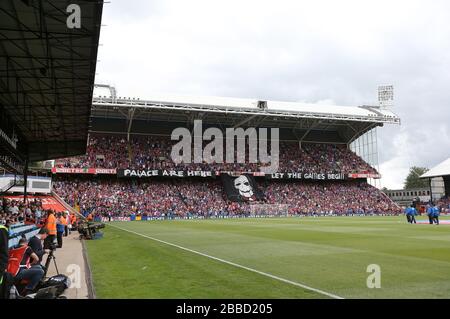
12, 238, 44, 296
65, 212, 72, 235
34, 207, 42, 226
56, 213, 65, 248
28, 228, 48, 264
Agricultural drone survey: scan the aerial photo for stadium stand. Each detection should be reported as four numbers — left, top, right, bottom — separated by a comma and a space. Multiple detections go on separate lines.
0, 197, 77, 246
50, 131, 398, 218
437, 196, 450, 214
0, 198, 44, 228
55, 134, 378, 175
264, 180, 400, 215
46, 86, 405, 222
53, 176, 402, 219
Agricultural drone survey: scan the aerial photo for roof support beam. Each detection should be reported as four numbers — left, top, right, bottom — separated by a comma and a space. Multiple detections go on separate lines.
232, 114, 258, 128
126, 108, 136, 142
299, 119, 320, 142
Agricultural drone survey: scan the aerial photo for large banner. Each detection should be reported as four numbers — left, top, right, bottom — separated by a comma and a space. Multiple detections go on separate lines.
267, 172, 346, 180
348, 173, 381, 179
117, 169, 214, 178
221, 174, 264, 202
51, 167, 116, 174
52, 166, 379, 180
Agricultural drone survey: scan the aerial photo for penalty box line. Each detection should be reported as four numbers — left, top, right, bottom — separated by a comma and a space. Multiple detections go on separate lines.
109, 224, 344, 299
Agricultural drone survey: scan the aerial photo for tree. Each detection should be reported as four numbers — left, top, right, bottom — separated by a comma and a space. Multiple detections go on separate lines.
404, 166, 429, 189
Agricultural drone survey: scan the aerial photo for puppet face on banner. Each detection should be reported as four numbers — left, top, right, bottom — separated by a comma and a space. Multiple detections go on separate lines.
234, 175, 254, 198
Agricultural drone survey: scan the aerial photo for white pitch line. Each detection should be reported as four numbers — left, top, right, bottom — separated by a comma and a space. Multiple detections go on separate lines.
109, 224, 344, 299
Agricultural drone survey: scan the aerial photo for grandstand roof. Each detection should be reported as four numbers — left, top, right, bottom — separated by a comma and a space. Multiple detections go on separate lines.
420, 157, 450, 179
91, 86, 400, 144
0, 0, 103, 165
93, 90, 400, 122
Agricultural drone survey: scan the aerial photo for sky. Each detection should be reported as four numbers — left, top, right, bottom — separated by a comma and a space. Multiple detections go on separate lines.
94, 0, 450, 189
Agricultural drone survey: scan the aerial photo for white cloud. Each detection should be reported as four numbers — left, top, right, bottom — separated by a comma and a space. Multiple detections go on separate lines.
379, 131, 415, 189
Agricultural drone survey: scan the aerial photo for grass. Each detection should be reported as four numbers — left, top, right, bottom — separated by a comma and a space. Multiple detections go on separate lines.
85, 215, 450, 299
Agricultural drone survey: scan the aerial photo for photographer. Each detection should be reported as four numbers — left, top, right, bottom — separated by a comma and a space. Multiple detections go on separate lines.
70, 213, 77, 230
13, 238, 44, 295
28, 228, 48, 264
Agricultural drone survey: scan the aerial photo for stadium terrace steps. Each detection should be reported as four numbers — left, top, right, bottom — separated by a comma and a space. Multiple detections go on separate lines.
52, 190, 85, 221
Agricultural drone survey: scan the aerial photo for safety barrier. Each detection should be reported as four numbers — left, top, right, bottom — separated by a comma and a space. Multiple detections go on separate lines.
7, 222, 40, 248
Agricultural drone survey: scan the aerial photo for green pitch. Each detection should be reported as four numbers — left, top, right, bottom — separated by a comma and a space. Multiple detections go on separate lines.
85, 216, 450, 299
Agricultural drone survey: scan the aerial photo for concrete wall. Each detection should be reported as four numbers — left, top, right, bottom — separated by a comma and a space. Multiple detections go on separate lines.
0, 175, 52, 194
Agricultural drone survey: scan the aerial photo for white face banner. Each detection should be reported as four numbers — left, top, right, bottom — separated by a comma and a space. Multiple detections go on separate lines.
221, 174, 264, 202
234, 175, 254, 199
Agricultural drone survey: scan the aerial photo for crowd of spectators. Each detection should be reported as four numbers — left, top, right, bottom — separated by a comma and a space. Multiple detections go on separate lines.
264, 181, 401, 215
55, 134, 378, 175
53, 177, 401, 219
53, 178, 187, 218
0, 197, 77, 297
0, 197, 79, 251
56, 135, 129, 169
0, 198, 45, 227
437, 196, 450, 213
50, 133, 396, 219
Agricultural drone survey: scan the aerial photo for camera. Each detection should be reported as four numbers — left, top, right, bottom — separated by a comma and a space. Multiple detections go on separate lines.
44, 240, 57, 251
77, 221, 105, 240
